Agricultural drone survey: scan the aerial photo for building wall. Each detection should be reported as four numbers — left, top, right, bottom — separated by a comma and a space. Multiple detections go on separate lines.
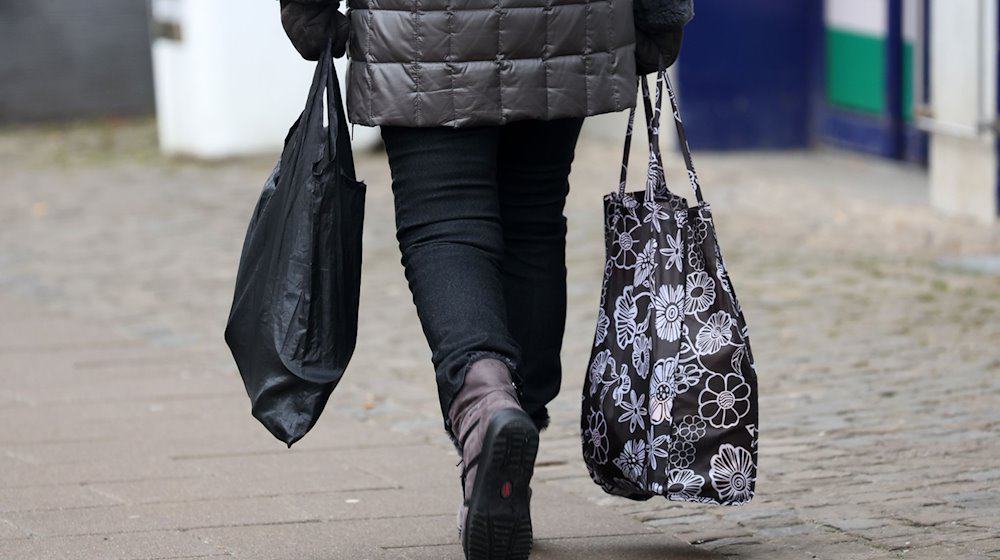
824, 0, 918, 120
820, 0, 924, 160
0, 0, 155, 124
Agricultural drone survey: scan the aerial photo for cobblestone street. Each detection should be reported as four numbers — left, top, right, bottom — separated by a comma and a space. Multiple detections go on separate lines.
1, 121, 998, 559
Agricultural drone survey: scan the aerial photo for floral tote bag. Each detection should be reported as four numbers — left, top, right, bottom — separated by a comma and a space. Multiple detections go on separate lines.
581, 71, 758, 505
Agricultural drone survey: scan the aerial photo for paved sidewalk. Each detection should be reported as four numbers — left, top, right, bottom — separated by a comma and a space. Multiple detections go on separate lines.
1, 121, 999, 559
0, 297, 712, 559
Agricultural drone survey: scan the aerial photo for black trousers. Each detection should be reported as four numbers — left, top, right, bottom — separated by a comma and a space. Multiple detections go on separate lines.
381, 118, 585, 434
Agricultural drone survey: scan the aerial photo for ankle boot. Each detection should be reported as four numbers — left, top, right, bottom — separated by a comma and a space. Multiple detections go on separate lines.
449, 358, 539, 560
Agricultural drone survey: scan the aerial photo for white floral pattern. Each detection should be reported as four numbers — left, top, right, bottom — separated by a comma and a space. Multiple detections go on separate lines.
647, 432, 670, 471
614, 286, 639, 350
659, 230, 683, 271
688, 243, 706, 271
666, 469, 705, 500
633, 239, 658, 287
669, 439, 697, 469
685, 271, 715, 315
617, 390, 647, 433
632, 333, 651, 379
613, 439, 647, 482
649, 358, 676, 425
611, 365, 631, 406
594, 307, 610, 346
698, 373, 752, 429
690, 212, 709, 243
588, 349, 612, 396
652, 284, 684, 342
695, 310, 733, 355
582, 70, 757, 506
611, 215, 641, 269
709, 444, 755, 503
584, 408, 609, 464
643, 199, 670, 233
673, 363, 704, 394
674, 415, 707, 442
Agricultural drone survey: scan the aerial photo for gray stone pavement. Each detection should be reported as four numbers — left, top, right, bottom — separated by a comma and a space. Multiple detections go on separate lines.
1, 120, 999, 559
0, 303, 709, 560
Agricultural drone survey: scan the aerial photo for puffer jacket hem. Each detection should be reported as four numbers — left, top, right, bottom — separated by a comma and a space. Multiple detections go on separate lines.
347, 98, 638, 129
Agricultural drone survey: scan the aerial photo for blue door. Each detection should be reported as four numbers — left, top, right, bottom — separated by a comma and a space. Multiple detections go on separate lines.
675, 1, 823, 150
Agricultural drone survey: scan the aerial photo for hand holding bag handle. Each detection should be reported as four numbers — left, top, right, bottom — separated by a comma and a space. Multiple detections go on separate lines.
618, 70, 705, 205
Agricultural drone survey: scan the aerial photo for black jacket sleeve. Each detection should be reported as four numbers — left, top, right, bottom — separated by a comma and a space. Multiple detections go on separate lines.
633, 0, 694, 34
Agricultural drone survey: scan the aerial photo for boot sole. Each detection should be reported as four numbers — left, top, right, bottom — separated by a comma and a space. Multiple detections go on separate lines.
463, 408, 539, 560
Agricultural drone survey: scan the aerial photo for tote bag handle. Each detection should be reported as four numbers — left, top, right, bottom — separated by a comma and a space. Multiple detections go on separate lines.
618, 70, 705, 204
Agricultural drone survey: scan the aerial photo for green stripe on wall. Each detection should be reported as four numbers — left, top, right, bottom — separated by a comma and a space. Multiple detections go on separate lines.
826, 28, 885, 115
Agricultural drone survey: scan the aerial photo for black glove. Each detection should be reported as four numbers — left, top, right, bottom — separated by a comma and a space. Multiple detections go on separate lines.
635, 28, 683, 75
279, 0, 350, 61
633, 0, 692, 74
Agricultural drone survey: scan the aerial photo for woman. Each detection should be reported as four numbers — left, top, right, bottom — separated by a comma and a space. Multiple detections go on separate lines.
278, 0, 692, 557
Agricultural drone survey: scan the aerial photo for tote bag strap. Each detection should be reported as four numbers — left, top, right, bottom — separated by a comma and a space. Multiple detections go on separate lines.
617, 104, 637, 196
618, 70, 705, 204
618, 75, 663, 198
661, 72, 704, 203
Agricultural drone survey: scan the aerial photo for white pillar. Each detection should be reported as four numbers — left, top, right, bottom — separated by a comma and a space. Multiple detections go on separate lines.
151, 0, 378, 159
925, 0, 998, 224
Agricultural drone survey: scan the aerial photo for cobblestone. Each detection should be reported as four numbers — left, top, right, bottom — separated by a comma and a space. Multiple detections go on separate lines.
1, 120, 998, 559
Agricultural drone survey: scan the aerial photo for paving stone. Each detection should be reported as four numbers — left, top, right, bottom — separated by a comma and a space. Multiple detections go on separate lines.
0, 518, 31, 540
2, 494, 313, 537
194, 519, 387, 560
290, 487, 456, 521
0, 373, 237, 413
395, 533, 721, 560
344, 445, 462, 490
85, 465, 393, 505
0, 485, 121, 513
0, 530, 223, 560
1, 458, 207, 488
0, 299, 132, 350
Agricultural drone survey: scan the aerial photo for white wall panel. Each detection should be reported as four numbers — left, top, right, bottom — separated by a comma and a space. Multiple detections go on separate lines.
825, 0, 887, 35
152, 0, 378, 158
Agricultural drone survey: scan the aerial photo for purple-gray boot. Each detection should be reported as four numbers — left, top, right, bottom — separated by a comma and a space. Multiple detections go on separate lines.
449, 358, 539, 560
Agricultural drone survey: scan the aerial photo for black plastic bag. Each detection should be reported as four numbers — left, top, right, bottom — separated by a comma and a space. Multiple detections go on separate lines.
225, 44, 365, 446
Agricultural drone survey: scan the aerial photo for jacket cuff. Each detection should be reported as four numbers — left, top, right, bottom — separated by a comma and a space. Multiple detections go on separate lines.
634, 0, 694, 34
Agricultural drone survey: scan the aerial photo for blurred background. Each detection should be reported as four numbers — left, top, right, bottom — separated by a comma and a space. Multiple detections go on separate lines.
3, 0, 998, 222
1, 1, 998, 559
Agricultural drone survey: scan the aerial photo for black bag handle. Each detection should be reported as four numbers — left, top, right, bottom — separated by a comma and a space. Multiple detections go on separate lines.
326, 47, 357, 179
618, 70, 705, 204
300, 41, 356, 180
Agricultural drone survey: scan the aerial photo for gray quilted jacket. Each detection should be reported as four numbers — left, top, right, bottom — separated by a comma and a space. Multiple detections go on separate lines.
345, 0, 639, 127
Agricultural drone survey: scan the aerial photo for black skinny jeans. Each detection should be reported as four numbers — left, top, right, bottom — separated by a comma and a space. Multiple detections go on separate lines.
381, 118, 584, 434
